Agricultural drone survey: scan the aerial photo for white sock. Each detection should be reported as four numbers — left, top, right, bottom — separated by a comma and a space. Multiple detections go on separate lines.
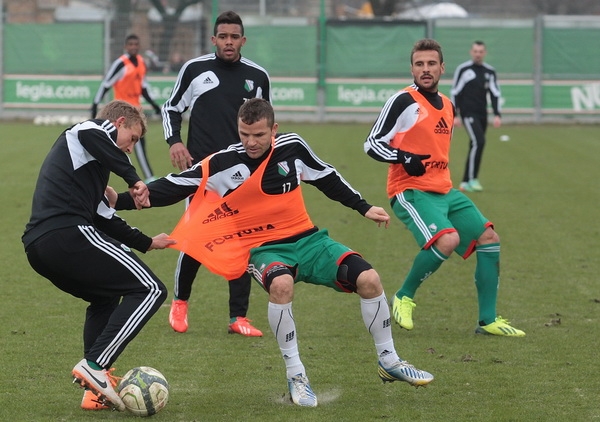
360, 292, 400, 367
268, 301, 305, 378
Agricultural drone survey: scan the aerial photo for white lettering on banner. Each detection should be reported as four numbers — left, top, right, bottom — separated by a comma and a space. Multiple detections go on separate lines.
571, 83, 600, 111
16, 81, 90, 102
337, 85, 397, 106
272, 87, 305, 102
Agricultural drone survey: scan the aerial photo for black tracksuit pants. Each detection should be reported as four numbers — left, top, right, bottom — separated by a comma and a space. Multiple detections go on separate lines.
25, 225, 167, 368
461, 114, 488, 183
174, 253, 252, 319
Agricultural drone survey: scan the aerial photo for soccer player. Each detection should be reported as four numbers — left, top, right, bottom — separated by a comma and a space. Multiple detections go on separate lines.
364, 39, 525, 337
113, 98, 434, 407
22, 100, 175, 411
161, 10, 271, 336
91, 34, 162, 182
450, 40, 502, 192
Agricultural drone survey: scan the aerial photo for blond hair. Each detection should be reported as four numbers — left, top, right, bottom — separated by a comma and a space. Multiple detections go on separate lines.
98, 100, 147, 138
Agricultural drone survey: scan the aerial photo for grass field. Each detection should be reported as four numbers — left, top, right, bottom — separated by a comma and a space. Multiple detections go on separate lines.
1, 119, 599, 421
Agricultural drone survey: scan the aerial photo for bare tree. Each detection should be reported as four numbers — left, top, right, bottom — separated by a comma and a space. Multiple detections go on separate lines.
111, 0, 134, 59
369, 0, 398, 16
147, 0, 204, 61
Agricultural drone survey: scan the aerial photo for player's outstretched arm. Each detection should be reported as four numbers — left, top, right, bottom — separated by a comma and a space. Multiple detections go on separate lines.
365, 206, 390, 228
148, 233, 177, 251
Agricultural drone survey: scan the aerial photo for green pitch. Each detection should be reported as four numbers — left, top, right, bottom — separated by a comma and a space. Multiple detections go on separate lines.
1, 120, 599, 420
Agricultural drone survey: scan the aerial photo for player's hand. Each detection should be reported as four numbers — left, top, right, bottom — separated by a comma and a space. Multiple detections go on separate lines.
130, 181, 150, 209
170, 142, 194, 171
91, 104, 98, 119
493, 115, 501, 128
148, 233, 176, 251
397, 150, 430, 177
365, 206, 390, 228
104, 186, 117, 208
454, 116, 461, 127
153, 105, 162, 116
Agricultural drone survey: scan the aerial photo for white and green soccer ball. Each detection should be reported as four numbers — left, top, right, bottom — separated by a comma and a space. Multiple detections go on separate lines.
117, 366, 169, 416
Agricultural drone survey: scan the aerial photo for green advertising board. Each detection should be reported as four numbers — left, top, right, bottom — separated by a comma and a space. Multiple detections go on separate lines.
4, 76, 99, 108
324, 79, 536, 113
2, 76, 174, 109
2, 76, 318, 111
269, 78, 318, 111
3, 75, 600, 118
324, 78, 600, 116
324, 79, 406, 111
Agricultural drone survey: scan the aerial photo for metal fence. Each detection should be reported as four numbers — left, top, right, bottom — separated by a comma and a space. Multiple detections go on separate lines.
2, 0, 600, 122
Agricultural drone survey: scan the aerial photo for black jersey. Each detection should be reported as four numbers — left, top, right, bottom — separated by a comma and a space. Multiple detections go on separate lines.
162, 53, 271, 163
117, 132, 371, 217
450, 60, 501, 119
23, 120, 151, 251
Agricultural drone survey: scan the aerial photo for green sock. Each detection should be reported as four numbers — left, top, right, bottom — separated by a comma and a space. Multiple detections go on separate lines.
86, 360, 103, 371
397, 245, 447, 299
475, 243, 500, 325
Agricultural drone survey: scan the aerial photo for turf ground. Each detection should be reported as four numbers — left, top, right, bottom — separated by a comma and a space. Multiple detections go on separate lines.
1, 120, 599, 421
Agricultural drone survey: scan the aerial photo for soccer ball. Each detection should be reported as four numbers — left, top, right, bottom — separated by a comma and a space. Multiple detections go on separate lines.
117, 366, 169, 416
